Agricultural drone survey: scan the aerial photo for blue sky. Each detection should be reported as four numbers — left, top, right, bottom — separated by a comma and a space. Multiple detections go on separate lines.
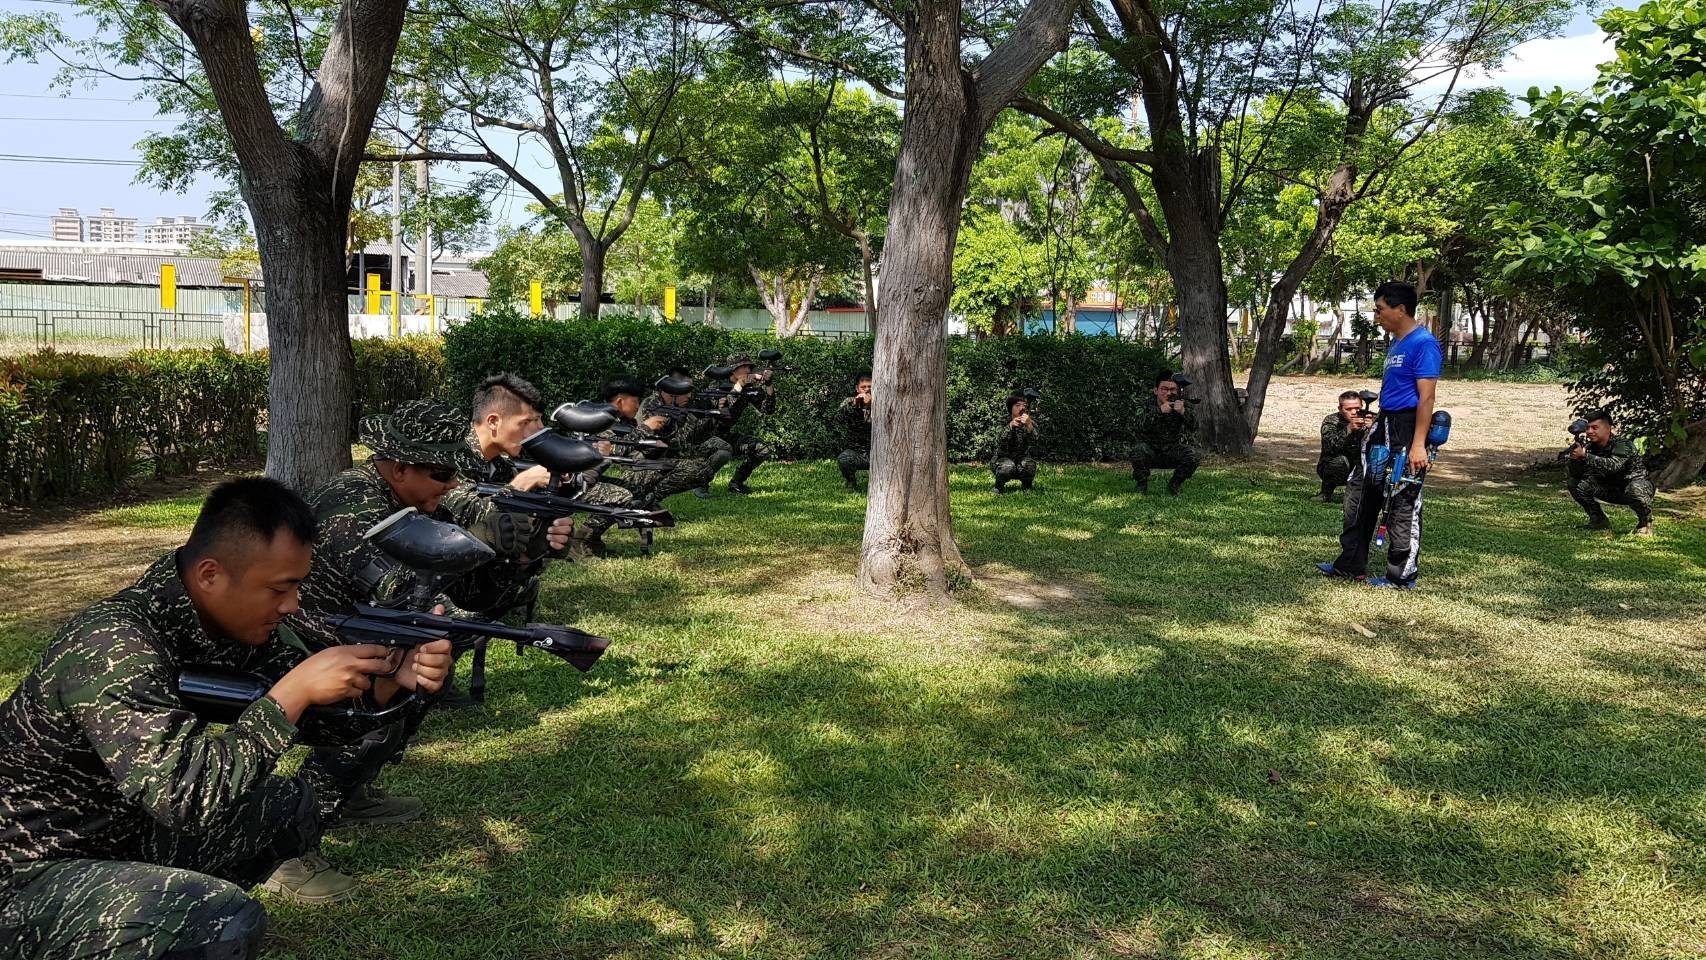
0, 3, 1614, 245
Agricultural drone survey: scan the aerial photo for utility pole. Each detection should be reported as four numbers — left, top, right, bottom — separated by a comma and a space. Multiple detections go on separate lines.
391, 161, 403, 297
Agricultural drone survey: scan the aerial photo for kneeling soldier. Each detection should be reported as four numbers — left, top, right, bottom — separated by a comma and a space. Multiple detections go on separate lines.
1317, 390, 1373, 502
704, 353, 777, 495
1130, 369, 1200, 495
0, 479, 450, 957
835, 372, 874, 491
992, 392, 1038, 493
1567, 408, 1656, 536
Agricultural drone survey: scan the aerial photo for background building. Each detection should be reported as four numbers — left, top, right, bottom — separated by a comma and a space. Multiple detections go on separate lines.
143, 215, 213, 245
50, 208, 84, 242
85, 208, 137, 243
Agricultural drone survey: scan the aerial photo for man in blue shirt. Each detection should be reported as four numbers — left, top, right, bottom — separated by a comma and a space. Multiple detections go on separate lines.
1318, 281, 1442, 588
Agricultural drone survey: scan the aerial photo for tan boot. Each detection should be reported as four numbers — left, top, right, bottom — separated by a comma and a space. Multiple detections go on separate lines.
261, 852, 357, 904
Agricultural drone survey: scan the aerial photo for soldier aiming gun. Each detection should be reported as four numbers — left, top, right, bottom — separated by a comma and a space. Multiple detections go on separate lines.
1564, 409, 1655, 536
1316, 390, 1378, 503
1130, 370, 1201, 495
992, 391, 1039, 493
698, 352, 778, 496
835, 372, 874, 491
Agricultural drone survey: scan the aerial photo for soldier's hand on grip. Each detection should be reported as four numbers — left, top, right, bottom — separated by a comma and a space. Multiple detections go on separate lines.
269, 644, 395, 721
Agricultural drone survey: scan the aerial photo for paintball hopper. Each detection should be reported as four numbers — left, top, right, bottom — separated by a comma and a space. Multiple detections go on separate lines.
1357, 389, 1379, 406
1022, 387, 1041, 403
655, 373, 695, 395
1567, 416, 1590, 436
1170, 374, 1202, 405
366, 507, 495, 578
759, 348, 783, 364
1427, 410, 1452, 449
551, 402, 617, 435
520, 429, 606, 474
704, 363, 738, 380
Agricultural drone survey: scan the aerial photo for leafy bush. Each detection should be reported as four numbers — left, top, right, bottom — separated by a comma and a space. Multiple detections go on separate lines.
443, 308, 1168, 461
352, 336, 448, 418
132, 349, 268, 476
0, 352, 144, 504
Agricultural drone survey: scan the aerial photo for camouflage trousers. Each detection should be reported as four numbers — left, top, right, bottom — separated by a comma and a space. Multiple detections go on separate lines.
1567, 462, 1655, 524
991, 458, 1036, 488
1130, 443, 1200, 489
705, 435, 772, 485
0, 778, 317, 960
1317, 455, 1353, 496
628, 448, 734, 505
836, 449, 870, 484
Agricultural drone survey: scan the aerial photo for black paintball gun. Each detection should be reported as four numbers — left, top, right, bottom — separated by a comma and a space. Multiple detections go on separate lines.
1351, 389, 1379, 428
1168, 374, 1201, 409
179, 508, 612, 713
549, 402, 674, 470
1557, 417, 1591, 460
478, 430, 676, 530
645, 373, 733, 421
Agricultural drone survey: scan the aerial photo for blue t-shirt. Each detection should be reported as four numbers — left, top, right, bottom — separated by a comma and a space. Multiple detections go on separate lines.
1381, 325, 1442, 410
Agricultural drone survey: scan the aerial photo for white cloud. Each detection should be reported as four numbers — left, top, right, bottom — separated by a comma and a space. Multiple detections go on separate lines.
1460, 30, 1612, 100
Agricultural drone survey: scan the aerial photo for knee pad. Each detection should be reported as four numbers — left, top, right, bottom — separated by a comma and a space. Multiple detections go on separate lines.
161, 897, 268, 960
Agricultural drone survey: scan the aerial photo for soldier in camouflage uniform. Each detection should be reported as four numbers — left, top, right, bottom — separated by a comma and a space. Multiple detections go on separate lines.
1130, 369, 1201, 495
280, 400, 574, 896
633, 374, 734, 505
835, 373, 873, 491
701, 353, 777, 495
566, 376, 664, 557
1566, 409, 1656, 536
992, 393, 1038, 493
1316, 390, 1373, 503
0, 479, 451, 958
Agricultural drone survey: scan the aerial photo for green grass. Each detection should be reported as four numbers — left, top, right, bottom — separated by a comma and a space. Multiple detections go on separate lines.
89, 492, 210, 528
4, 462, 1705, 958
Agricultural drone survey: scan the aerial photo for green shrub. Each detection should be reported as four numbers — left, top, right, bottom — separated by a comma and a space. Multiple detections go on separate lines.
443, 309, 1168, 461
131, 349, 268, 476
352, 336, 447, 418
0, 352, 143, 504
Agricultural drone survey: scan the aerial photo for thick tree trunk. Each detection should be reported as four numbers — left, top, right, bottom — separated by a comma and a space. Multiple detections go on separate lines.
1655, 418, 1706, 489
578, 239, 606, 321
248, 179, 357, 490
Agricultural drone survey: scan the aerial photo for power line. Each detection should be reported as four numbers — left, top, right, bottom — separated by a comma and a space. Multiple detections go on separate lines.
0, 227, 52, 237
0, 92, 143, 103
0, 115, 184, 122
0, 153, 142, 166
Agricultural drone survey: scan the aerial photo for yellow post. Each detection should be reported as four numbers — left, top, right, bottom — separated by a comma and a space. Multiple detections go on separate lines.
160, 264, 177, 311
470, 298, 485, 315
664, 285, 677, 322
390, 288, 400, 337
366, 273, 381, 314
529, 279, 544, 317
423, 294, 436, 334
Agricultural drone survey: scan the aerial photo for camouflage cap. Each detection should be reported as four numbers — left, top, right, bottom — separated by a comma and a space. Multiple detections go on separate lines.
360, 400, 484, 475
724, 353, 754, 369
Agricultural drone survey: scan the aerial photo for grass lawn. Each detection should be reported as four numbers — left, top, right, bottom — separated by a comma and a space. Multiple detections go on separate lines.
3, 460, 1705, 958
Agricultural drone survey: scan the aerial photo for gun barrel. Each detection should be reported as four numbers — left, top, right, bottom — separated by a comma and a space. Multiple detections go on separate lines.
477, 487, 677, 528
333, 605, 611, 672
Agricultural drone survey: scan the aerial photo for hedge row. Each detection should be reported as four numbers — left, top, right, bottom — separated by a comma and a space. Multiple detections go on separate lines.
443, 309, 1170, 462
0, 337, 447, 506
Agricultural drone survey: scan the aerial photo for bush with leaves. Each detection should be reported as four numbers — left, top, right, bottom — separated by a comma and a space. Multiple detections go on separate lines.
443, 309, 1167, 461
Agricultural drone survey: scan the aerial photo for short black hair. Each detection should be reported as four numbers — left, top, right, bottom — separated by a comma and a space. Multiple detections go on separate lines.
1340, 390, 1362, 403
183, 477, 317, 568
602, 376, 644, 401
1006, 393, 1027, 413
854, 371, 872, 386
1585, 408, 1614, 426
1373, 281, 1418, 318
473, 373, 542, 420
1154, 368, 1174, 387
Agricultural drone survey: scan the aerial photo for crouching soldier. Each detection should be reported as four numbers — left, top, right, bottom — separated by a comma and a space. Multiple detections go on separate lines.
0, 479, 450, 957
1130, 369, 1201, 495
1317, 390, 1374, 502
992, 392, 1038, 493
1567, 409, 1656, 536
835, 372, 873, 491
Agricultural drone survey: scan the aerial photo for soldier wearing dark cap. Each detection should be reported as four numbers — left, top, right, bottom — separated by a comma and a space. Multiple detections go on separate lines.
1129, 369, 1200, 495
277, 400, 574, 896
1567, 408, 1656, 536
992, 393, 1038, 493
0, 479, 450, 957
636, 374, 735, 504
835, 372, 873, 491
702, 353, 777, 495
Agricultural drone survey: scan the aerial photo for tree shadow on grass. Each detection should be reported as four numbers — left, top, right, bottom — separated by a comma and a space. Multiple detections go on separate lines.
267, 625, 1694, 959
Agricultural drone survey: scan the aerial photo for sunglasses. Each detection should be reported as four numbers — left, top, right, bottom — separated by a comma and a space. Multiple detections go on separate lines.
411, 465, 458, 484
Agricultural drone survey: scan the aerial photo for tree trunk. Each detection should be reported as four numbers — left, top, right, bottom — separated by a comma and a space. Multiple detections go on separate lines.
858, 232, 878, 334
1654, 418, 1706, 489
577, 237, 606, 321
249, 176, 358, 490
1438, 284, 1456, 354
750, 265, 792, 335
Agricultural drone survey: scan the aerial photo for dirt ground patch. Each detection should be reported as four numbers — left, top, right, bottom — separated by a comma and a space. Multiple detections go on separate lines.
1245, 375, 1570, 484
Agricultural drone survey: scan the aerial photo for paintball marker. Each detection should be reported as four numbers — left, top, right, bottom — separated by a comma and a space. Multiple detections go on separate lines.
1168, 374, 1202, 409
175, 665, 417, 734
1021, 386, 1041, 413
1557, 417, 1590, 460
479, 430, 676, 530
646, 374, 733, 421
1374, 410, 1452, 548
548, 402, 673, 468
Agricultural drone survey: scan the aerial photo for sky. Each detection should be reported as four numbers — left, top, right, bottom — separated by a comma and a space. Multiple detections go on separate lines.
0, 2, 1615, 246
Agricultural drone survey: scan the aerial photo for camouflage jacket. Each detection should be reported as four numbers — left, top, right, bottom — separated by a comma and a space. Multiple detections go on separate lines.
995, 422, 1034, 462
836, 397, 873, 452
1318, 413, 1363, 466
1133, 399, 1196, 449
297, 461, 471, 623
640, 393, 716, 457
0, 555, 353, 873
1581, 436, 1649, 484
708, 379, 776, 436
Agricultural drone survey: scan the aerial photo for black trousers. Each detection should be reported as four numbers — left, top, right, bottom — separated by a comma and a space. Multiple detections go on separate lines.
1334, 410, 1425, 584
